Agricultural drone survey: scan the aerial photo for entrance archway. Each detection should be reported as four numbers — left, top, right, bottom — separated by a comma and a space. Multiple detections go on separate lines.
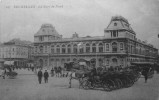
112, 58, 118, 67
39, 59, 43, 68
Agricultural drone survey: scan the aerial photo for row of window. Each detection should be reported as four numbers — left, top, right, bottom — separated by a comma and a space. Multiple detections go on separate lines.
35, 43, 124, 54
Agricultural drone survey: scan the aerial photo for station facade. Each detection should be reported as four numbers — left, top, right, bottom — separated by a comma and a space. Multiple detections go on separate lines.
34, 16, 158, 69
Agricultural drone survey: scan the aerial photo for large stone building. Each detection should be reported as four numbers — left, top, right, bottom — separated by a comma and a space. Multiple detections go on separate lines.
0, 38, 34, 67
34, 16, 158, 69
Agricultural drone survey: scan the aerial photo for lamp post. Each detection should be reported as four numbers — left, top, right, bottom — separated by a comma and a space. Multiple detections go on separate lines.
77, 42, 83, 62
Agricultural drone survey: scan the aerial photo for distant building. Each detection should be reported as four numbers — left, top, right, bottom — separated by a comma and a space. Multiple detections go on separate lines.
0, 38, 34, 67
33, 16, 158, 69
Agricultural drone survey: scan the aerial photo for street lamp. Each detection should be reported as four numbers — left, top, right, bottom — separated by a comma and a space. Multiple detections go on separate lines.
77, 42, 83, 61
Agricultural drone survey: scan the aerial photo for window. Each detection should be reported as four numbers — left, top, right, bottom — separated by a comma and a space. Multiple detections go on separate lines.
73, 44, 77, 53
79, 47, 84, 53
120, 43, 123, 51
86, 44, 90, 53
39, 36, 44, 41
45, 46, 47, 53
62, 45, 66, 53
112, 42, 117, 52
121, 59, 124, 65
67, 44, 71, 53
56, 45, 60, 53
39, 46, 43, 53
113, 31, 116, 37
35, 47, 38, 53
106, 44, 109, 51
99, 43, 103, 53
51, 45, 54, 54
67, 58, 70, 61
45, 59, 47, 66
92, 43, 96, 53
106, 59, 109, 65
114, 23, 117, 26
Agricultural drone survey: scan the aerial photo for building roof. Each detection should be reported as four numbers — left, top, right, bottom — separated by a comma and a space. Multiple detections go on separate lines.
34, 24, 60, 37
105, 16, 135, 34
3, 38, 32, 47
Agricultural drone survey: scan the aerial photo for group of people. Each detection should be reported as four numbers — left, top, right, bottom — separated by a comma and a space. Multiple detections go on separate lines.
37, 69, 49, 84
50, 66, 63, 77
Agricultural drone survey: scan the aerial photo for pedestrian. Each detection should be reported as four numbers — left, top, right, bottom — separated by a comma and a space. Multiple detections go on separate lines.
51, 68, 54, 77
37, 69, 43, 84
2, 68, 6, 79
58, 66, 62, 77
44, 70, 49, 83
142, 67, 149, 83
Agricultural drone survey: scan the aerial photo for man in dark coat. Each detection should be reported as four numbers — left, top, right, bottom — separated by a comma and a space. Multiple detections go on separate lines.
38, 69, 43, 84
44, 70, 49, 83
142, 67, 149, 83
51, 68, 54, 77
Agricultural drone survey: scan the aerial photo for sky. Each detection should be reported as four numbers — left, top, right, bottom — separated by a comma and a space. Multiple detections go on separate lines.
0, 0, 159, 49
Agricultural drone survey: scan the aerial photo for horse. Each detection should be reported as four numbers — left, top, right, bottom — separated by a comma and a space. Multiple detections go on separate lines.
64, 62, 90, 88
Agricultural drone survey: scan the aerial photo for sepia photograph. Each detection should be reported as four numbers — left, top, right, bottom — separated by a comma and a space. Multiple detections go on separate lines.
0, 0, 159, 100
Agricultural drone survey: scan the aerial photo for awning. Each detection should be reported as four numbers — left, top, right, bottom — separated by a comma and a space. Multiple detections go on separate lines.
4, 61, 14, 65
79, 62, 87, 66
131, 62, 154, 66
27, 63, 34, 67
78, 58, 93, 62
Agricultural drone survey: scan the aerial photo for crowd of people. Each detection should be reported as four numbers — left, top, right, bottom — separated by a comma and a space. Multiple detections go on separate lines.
36, 66, 67, 84
0, 64, 156, 84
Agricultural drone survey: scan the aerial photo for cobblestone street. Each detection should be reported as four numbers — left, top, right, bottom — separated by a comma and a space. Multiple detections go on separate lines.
0, 69, 159, 100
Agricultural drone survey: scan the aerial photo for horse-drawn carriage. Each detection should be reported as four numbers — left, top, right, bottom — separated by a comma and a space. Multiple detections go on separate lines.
131, 62, 155, 78
3, 65, 18, 79
64, 61, 141, 91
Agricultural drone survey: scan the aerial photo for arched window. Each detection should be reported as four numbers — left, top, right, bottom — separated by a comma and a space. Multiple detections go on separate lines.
51, 45, 54, 54
112, 42, 117, 53
56, 45, 60, 53
62, 45, 66, 53
99, 43, 103, 53
61, 59, 65, 66
92, 43, 96, 53
50, 59, 54, 66
73, 58, 77, 62
67, 44, 71, 53
39, 46, 43, 53
98, 58, 103, 67
86, 43, 90, 53
114, 22, 117, 26
44, 46, 47, 53
73, 44, 77, 53
67, 58, 70, 62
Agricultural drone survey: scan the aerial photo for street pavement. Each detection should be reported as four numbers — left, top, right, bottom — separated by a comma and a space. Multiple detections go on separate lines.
0, 69, 159, 100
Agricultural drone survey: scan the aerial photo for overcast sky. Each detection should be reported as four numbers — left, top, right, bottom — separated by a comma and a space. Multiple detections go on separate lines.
0, 0, 159, 49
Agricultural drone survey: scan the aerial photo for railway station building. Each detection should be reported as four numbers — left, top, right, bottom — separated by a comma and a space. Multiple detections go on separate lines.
33, 16, 158, 69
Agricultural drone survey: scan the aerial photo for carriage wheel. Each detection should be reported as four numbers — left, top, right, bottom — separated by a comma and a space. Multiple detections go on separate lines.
82, 80, 94, 90
102, 82, 112, 92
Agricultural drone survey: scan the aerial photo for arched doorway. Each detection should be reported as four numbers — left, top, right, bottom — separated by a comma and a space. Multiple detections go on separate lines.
112, 58, 118, 67
90, 58, 96, 67
112, 42, 117, 52
39, 59, 43, 68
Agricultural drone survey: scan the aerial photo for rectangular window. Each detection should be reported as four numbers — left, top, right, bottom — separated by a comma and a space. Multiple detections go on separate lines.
113, 31, 116, 37
39, 36, 44, 41
106, 59, 109, 65
45, 46, 47, 53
